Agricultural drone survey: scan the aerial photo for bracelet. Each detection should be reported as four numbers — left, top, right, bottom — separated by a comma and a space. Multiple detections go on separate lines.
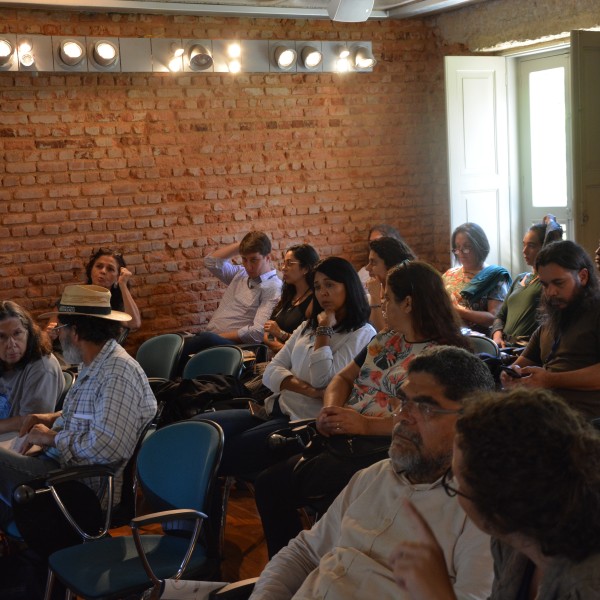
315, 326, 334, 337
278, 331, 290, 342
370, 304, 382, 309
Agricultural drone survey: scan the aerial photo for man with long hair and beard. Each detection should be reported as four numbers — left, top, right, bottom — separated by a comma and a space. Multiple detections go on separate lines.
501, 240, 600, 419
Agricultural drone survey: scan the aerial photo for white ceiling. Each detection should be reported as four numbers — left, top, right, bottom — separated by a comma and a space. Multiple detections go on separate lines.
0, 0, 490, 20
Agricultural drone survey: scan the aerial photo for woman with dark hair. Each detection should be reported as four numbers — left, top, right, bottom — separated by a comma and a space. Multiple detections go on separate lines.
443, 222, 511, 335
84, 248, 141, 330
254, 261, 470, 557
357, 223, 403, 286
365, 237, 415, 331
390, 388, 600, 599
191, 256, 375, 477
0, 301, 63, 434
492, 215, 563, 347
263, 244, 319, 355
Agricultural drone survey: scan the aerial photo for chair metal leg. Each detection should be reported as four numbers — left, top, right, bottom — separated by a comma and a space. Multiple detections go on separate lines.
43, 569, 55, 600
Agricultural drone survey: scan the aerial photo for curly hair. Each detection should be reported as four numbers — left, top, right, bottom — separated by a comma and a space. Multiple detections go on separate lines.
369, 237, 415, 269
451, 222, 490, 265
456, 388, 600, 561
386, 261, 470, 350
306, 257, 370, 333
0, 301, 52, 374
85, 248, 127, 312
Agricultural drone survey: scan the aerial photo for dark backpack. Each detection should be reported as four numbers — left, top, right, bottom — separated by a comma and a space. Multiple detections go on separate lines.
154, 374, 252, 428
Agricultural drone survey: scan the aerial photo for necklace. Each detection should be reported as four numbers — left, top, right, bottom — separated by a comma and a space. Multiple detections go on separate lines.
292, 288, 310, 306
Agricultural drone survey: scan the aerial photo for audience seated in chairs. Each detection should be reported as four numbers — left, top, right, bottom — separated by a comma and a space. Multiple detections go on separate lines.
364, 237, 415, 331
249, 347, 495, 600
390, 388, 600, 599
492, 215, 563, 349
178, 231, 282, 375
0, 284, 156, 530
262, 244, 319, 356
190, 257, 375, 479
0, 301, 63, 435
443, 222, 511, 335
254, 261, 471, 557
500, 240, 600, 420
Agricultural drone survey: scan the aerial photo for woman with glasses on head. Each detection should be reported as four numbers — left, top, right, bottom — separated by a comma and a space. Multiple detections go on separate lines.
263, 244, 319, 355
365, 237, 415, 332
492, 215, 563, 348
0, 301, 63, 434
255, 261, 470, 557
443, 222, 511, 335
390, 388, 600, 600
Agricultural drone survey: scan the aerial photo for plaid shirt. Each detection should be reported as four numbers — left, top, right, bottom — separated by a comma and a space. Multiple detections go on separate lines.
46, 339, 156, 500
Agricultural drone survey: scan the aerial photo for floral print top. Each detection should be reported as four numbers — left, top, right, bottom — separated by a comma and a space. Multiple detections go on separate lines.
346, 331, 436, 416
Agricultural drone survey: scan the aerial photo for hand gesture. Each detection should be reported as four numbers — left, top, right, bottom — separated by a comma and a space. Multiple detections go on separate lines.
366, 278, 382, 304
317, 406, 367, 436
118, 267, 132, 287
264, 320, 282, 339
492, 330, 506, 349
19, 413, 57, 437
389, 499, 457, 600
317, 310, 337, 328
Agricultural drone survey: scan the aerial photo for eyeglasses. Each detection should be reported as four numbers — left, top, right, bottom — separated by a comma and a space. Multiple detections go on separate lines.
452, 246, 473, 255
52, 324, 70, 332
441, 468, 472, 500
388, 396, 463, 419
280, 260, 300, 269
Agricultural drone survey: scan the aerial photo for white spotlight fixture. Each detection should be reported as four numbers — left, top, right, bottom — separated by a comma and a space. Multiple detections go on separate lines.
0, 39, 13, 67
93, 40, 118, 67
353, 46, 376, 70
301, 46, 322, 70
274, 45, 297, 71
189, 44, 213, 71
168, 43, 184, 72
18, 39, 34, 67
59, 39, 85, 66
227, 42, 241, 73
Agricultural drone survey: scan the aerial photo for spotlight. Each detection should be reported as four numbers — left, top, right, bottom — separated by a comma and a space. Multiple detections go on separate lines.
93, 40, 118, 67
169, 42, 184, 72
0, 39, 13, 67
59, 39, 85, 66
338, 46, 350, 60
301, 46, 322, 70
18, 39, 34, 67
188, 44, 213, 71
227, 43, 241, 73
353, 46, 376, 70
274, 45, 297, 70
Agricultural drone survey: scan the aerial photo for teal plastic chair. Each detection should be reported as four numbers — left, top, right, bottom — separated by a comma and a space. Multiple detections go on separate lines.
45, 420, 224, 600
468, 333, 500, 358
183, 346, 244, 380
136, 333, 184, 380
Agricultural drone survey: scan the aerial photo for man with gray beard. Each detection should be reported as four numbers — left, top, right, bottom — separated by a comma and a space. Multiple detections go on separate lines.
249, 346, 495, 600
501, 240, 600, 419
0, 285, 156, 527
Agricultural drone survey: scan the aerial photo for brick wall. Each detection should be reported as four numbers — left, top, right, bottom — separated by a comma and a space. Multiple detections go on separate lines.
0, 10, 461, 350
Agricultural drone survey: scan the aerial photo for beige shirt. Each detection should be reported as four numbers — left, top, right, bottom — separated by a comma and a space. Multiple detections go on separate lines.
250, 459, 493, 600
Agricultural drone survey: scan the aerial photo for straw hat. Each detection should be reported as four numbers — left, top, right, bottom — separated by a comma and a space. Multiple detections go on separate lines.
40, 285, 131, 322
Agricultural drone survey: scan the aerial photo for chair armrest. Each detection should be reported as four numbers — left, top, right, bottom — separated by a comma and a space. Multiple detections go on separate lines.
44, 464, 115, 486
209, 578, 258, 599
131, 508, 208, 529
131, 508, 207, 587
288, 418, 317, 428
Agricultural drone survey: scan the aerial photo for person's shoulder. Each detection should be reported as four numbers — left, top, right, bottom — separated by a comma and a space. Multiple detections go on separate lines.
23, 353, 62, 376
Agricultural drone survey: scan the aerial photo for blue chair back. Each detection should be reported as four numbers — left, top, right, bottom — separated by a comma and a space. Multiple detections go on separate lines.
182, 345, 244, 380
136, 333, 184, 380
136, 420, 223, 513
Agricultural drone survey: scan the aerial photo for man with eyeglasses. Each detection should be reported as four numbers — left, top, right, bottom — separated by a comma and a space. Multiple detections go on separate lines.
179, 231, 282, 372
249, 345, 495, 600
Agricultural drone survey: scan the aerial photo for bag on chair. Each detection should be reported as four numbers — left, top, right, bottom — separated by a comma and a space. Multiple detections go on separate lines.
292, 433, 391, 505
